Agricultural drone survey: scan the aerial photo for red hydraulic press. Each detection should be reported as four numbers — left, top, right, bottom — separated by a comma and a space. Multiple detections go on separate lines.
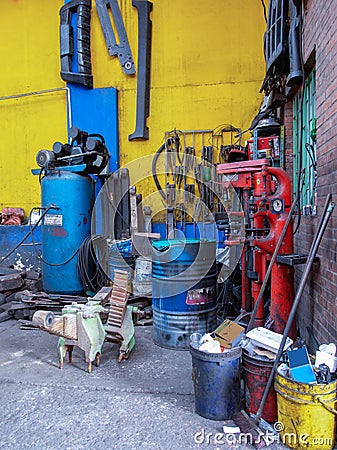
217, 159, 296, 339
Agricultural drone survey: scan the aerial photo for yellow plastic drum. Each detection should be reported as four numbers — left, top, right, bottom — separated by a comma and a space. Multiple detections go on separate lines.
275, 372, 337, 449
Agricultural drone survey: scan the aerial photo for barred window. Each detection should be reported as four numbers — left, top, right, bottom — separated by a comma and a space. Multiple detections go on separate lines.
293, 69, 317, 216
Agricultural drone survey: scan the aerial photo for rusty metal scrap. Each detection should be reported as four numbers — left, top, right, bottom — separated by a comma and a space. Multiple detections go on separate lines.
106, 270, 129, 333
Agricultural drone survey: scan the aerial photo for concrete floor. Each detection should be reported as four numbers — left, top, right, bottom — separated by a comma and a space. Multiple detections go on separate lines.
0, 319, 288, 450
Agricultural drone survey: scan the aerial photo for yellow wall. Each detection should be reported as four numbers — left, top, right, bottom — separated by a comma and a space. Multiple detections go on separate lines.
0, 0, 265, 215
0, 0, 66, 214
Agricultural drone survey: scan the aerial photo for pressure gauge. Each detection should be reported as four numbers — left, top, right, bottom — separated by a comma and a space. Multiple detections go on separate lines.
271, 198, 284, 214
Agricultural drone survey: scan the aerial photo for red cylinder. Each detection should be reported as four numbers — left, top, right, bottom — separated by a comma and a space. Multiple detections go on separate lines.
252, 281, 264, 327
270, 262, 296, 339
242, 350, 277, 422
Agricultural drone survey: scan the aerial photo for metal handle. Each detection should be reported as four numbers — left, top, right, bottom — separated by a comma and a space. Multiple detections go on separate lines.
275, 383, 337, 413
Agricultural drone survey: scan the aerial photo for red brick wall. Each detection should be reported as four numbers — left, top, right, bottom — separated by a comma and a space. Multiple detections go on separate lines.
284, 0, 337, 346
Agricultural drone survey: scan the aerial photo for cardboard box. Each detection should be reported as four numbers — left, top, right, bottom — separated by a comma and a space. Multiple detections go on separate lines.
246, 327, 293, 353
213, 319, 245, 349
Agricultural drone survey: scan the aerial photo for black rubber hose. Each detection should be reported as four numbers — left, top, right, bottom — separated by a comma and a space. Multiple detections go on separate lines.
77, 236, 108, 294
28, 207, 81, 267
152, 143, 166, 200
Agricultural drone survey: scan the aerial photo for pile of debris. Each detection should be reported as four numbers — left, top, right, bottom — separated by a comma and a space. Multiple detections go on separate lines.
0, 266, 152, 326
0, 267, 49, 322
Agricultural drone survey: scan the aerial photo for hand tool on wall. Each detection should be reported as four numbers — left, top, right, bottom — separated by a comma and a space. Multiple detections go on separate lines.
184, 184, 195, 203
59, 0, 93, 88
95, 0, 135, 75
128, 0, 153, 140
143, 206, 152, 233
184, 146, 195, 172
166, 183, 176, 237
129, 186, 144, 235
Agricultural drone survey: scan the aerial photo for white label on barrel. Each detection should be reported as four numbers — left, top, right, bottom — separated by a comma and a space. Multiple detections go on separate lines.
44, 214, 63, 226
186, 286, 214, 305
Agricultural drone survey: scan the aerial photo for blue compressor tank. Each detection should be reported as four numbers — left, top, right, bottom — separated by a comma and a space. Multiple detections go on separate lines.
41, 170, 94, 294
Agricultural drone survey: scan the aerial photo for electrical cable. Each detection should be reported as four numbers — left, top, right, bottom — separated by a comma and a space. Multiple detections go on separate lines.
28, 206, 81, 267
88, 133, 105, 145
0, 203, 87, 269
305, 142, 317, 169
261, 0, 268, 23
77, 236, 108, 294
32, 242, 79, 267
38, 167, 45, 184
165, 130, 183, 165
305, 142, 317, 207
152, 143, 166, 200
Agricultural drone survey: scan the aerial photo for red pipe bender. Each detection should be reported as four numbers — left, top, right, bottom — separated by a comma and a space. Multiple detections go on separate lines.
217, 159, 295, 338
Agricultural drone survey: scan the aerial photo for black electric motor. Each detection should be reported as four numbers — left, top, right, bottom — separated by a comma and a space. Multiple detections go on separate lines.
36, 126, 109, 175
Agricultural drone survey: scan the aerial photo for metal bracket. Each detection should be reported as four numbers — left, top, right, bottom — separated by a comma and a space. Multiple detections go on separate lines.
59, 0, 93, 88
143, 206, 152, 233
253, 129, 258, 160
129, 186, 138, 235
166, 207, 175, 239
128, 0, 153, 141
95, 0, 135, 75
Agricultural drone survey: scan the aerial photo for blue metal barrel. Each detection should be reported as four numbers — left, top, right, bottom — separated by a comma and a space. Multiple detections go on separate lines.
108, 239, 135, 292
41, 170, 93, 294
190, 345, 242, 420
152, 239, 217, 350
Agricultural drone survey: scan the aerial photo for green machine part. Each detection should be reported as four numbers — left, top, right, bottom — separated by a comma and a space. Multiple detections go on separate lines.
57, 301, 106, 373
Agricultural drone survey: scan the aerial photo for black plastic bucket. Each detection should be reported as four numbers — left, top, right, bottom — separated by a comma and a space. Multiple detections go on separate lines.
190, 345, 242, 420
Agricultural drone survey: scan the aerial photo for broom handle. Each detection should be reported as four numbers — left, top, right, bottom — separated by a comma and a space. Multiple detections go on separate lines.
255, 193, 334, 423
246, 193, 299, 333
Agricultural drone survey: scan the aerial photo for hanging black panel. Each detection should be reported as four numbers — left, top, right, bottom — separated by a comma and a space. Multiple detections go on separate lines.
264, 0, 289, 76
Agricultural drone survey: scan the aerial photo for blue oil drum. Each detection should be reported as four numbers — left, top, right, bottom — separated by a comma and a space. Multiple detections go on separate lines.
41, 170, 94, 294
151, 239, 217, 350
190, 345, 242, 420
108, 239, 135, 292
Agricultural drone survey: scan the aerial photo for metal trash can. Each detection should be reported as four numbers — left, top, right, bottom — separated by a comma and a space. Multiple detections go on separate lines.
190, 345, 242, 420
242, 349, 277, 422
